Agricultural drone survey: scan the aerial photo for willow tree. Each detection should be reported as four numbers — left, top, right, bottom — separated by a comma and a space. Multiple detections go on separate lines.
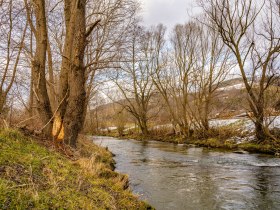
189, 22, 231, 135
24, 0, 97, 146
151, 23, 200, 137
199, 0, 280, 142
55, 0, 93, 147
23, 0, 139, 146
110, 25, 161, 136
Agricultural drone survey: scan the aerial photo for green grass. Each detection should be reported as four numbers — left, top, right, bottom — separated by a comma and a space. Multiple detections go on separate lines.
101, 129, 280, 155
0, 129, 152, 209
189, 138, 237, 149
239, 142, 276, 154
189, 138, 280, 155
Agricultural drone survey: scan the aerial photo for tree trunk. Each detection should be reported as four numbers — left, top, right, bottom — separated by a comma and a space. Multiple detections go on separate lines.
255, 94, 267, 143
47, 40, 57, 112
57, 0, 72, 120
62, 0, 87, 147
202, 97, 210, 135
141, 121, 149, 136
136, 116, 149, 136
28, 68, 35, 118
255, 121, 266, 143
178, 122, 189, 139
0, 92, 6, 118
32, 0, 53, 136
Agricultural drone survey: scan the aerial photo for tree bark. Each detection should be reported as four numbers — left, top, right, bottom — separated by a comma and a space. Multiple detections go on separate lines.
57, 0, 72, 120
62, 0, 87, 147
47, 40, 57, 112
0, 92, 5, 115
32, 0, 53, 135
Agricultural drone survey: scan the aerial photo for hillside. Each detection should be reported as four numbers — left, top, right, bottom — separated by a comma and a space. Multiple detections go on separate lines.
0, 129, 152, 209
87, 77, 250, 131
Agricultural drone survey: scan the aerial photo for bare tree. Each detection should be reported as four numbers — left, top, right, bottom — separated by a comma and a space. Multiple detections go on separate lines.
53, 0, 92, 147
110, 25, 161, 136
199, 0, 280, 142
84, 0, 139, 125
0, 1, 26, 117
47, 0, 139, 147
188, 22, 232, 135
151, 21, 232, 138
152, 23, 200, 137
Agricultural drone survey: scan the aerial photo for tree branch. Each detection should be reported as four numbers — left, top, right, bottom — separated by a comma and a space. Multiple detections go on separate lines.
85, 19, 101, 37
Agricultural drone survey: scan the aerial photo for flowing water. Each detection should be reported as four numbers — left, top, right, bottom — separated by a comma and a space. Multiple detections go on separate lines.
92, 136, 280, 210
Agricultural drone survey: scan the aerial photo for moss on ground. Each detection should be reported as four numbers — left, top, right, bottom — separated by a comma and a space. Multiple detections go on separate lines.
0, 129, 152, 210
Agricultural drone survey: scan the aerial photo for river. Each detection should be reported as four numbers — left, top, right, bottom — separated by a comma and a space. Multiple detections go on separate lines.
92, 136, 280, 210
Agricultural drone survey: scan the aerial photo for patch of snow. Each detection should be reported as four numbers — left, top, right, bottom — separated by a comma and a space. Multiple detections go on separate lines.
152, 124, 173, 130
219, 83, 245, 91
209, 119, 241, 127
269, 116, 280, 128
123, 126, 136, 132
99, 126, 117, 132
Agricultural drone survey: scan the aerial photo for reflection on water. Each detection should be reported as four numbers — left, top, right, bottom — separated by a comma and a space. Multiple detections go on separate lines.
92, 136, 280, 210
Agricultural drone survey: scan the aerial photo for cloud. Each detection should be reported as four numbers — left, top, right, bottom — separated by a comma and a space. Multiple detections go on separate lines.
140, 0, 197, 30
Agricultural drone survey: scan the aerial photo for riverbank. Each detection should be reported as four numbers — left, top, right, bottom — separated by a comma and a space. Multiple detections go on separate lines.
0, 129, 152, 209
99, 132, 280, 156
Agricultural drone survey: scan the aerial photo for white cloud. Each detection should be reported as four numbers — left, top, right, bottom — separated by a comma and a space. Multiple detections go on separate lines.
139, 0, 199, 30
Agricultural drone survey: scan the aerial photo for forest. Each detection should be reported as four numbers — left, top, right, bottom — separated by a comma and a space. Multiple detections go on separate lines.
0, 0, 280, 209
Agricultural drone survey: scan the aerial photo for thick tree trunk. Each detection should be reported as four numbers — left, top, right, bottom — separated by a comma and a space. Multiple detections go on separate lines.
178, 122, 189, 138
140, 121, 149, 136
202, 119, 209, 133
235, 49, 272, 143
32, 0, 53, 136
136, 114, 149, 136
254, 95, 269, 143
255, 121, 266, 142
63, 69, 86, 147
62, 0, 87, 147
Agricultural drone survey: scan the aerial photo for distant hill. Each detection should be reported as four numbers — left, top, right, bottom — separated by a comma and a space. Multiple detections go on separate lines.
219, 78, 244, 88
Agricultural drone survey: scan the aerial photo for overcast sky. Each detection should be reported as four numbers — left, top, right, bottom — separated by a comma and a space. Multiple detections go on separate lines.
140, 0, 199, 30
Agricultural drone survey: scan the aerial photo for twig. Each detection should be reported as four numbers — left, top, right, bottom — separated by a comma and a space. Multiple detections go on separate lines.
8, 184, 30, 189
49, 0, 63, 12
15, 115, 39, 127
39, 88, 69, 132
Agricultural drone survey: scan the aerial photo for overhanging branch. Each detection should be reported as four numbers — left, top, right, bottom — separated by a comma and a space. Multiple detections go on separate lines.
86, 19, 101, 37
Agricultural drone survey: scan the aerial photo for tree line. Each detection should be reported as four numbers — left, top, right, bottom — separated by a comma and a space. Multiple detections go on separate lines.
0, 0, 279, 146
104, 0, 280, 142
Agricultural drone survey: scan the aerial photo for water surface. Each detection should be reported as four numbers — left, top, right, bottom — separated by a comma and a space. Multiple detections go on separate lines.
92, 136, 280, 210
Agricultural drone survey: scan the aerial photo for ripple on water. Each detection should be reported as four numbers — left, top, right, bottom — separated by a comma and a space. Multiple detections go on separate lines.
92, 137, 280, 210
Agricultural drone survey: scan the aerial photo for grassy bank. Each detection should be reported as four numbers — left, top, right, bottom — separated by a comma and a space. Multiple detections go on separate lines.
188, 138, 280, 155
0, 129, 152, 209
99, 131, 280, 156
99, 131, 184, 144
